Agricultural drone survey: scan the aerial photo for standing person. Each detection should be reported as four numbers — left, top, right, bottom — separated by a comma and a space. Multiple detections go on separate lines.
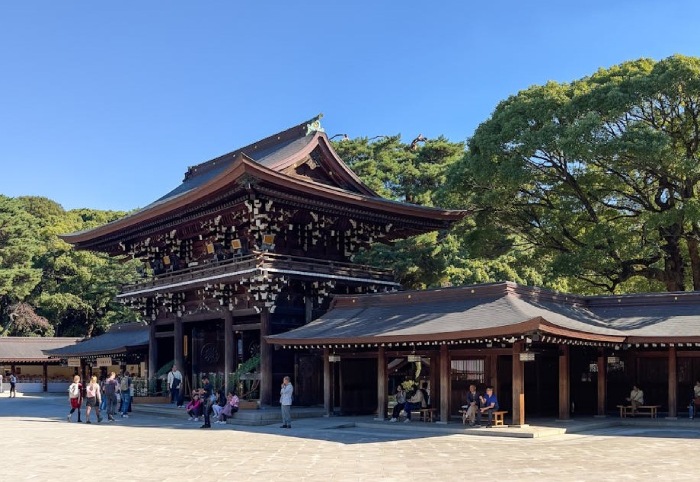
84, 376, 102, 424
280, 376, 293, 428
478, 386, 499, 427
463, 384, 480, 426
0, 372, 3, 393
9, 372, 17, 398
168, 365, 183, 407
196, 375, 213, 429
389, 386, 407, 422
103, 372, 119, 422
119, 371, 132, 418
67, 375, 83, 422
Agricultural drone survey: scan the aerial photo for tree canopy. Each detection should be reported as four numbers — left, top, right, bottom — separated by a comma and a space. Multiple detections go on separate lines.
0, 195, 139, 337
445, 55, 700, 293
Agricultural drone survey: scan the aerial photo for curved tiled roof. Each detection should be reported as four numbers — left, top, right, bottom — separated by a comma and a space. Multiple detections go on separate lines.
44, 323, 149, 357
0, 337, 81, 362
266, 282, 700, 346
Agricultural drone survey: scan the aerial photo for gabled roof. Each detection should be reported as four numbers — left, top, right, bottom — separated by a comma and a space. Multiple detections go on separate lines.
44, 323, 149, 358
266, 282, 700, 346
61, 115, 465, 249
0, 337, 81, 362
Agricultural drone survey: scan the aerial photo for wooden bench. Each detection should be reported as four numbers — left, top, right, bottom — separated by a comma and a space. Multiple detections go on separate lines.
616, 405, 660, 418
459, 409, 507, 426
409, 408, 437, 422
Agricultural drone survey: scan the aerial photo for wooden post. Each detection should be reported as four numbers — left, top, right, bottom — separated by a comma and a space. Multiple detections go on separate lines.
43, 363, 48, 392
259, 309, 272, 406
667, 346, 677, 419
512, 341, 525, 426
558, 345, 570, 420
224, 311, 233, 394
596, 351, 606, 417
438, 344, 450, 424
174, 315, 184, 377
148, 321, 158, 391
376, 346, 387, 420
323, 348, 331, 416
489, 354, 499, 391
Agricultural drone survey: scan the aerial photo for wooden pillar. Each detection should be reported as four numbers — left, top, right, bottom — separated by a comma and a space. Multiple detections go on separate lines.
430, 352, 439, 409
596, 351, 606, 416
149, 322, 158, 389
667, 346, 677, 419
260, 309, 272, 406
489, 354, 499, 392
224, 311, 234, 394
439, 344, 450, 424
323, 348, 331, 416
43, 363, 48, 392
376, 346, 387, 420
174, 315, 184, 376
558, 345, 570, 420
512, 341, 525, 426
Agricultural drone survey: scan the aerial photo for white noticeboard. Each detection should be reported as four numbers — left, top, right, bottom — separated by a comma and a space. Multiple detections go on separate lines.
67, 358, 81, 367
96, 357, 113, 367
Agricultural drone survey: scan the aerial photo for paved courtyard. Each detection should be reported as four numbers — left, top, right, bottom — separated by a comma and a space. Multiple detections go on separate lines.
1, 394, 698, 481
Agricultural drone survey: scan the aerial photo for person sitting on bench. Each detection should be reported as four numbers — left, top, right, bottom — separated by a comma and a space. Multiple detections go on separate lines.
463, 384, 480, 426
478, 386, 499, 427
626, 385, 644, 416
403, 383, 428, 423
389, 386, 407, 422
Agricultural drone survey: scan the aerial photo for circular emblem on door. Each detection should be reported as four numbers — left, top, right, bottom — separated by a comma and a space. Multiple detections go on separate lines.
201, 343, 220, 364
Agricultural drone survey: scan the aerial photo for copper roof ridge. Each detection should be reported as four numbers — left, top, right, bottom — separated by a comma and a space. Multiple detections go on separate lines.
183, 115, 322, 181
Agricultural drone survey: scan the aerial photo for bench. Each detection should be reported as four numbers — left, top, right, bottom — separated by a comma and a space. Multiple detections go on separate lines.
616, 405, 660, 418
459, 409, 507, 426
409, 408, 437, 422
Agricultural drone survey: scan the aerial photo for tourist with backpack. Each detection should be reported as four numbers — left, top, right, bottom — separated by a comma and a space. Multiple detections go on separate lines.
120, 371, 132, 418
103, 371, 119, 422
67, 375, 83, 422
167, 365, 183, 407
9, 372, 17, 398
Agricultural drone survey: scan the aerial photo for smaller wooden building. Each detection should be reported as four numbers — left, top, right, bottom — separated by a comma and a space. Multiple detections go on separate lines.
0, 337, 80, 392
267, 282, 700, 423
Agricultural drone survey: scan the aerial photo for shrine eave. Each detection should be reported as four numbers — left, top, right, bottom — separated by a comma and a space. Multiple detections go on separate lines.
61, 154, 467, 248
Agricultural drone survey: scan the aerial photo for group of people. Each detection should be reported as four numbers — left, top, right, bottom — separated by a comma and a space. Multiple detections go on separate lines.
389, 383, 430, 423
462, 384, 499, 427
1, 373, 17, 397
67, 370, 133, 423
186, 376, 241, 427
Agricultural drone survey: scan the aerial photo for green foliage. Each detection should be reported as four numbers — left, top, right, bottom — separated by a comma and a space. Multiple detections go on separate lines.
0, 195, 140, 337
447, 55, 700, 293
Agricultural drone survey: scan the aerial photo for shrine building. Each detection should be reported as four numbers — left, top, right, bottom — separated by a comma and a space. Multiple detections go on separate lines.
60, 115, 465, 406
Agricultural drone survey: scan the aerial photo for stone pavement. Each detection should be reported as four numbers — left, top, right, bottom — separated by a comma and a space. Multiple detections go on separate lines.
1, 393, 699, 481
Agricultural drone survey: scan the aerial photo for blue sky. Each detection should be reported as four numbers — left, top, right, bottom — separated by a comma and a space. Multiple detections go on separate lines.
2, 1, 699, 212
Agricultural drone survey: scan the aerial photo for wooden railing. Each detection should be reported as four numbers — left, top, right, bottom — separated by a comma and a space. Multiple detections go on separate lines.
120, 251, 396, 295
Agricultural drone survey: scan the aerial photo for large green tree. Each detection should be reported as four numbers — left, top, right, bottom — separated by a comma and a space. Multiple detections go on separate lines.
0, 195, 139, 337
446, 55, 700, 293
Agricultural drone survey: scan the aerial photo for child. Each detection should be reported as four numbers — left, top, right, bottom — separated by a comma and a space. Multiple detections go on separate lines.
186, 394, 203, 421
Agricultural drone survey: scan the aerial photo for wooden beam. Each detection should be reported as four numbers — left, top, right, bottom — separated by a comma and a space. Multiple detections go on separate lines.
224, 311, 233, 394
376, 346, 387, 420
149, 322, 158, 388
174, 316, 184, 380
512, 341, 525, 426
231, 323, 261, 332
667, 346, 677, 419
323, 348, 331, 416
259, 310, 272, 406
597, 351, 606, 416
439, 344, 450, 424
558, 345, 570, 420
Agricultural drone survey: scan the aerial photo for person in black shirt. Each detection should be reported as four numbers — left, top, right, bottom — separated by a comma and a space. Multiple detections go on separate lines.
196, 376, 213, 428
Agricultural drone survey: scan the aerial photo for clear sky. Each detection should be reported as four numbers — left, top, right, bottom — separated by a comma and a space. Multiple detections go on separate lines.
2, 1, 699, 212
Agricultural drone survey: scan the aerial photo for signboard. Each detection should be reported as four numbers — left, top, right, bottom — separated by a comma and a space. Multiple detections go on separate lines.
67, 358, 81, 367
96, 357, 112, 367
